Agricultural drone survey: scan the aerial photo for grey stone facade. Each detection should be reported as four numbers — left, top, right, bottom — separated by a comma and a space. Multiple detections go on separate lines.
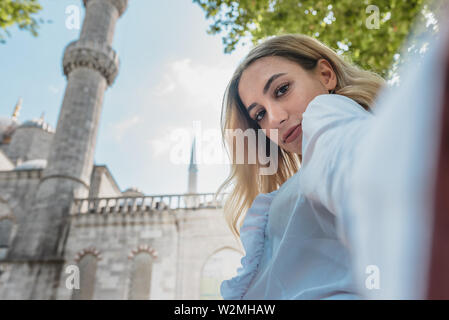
5, 126, 54, 165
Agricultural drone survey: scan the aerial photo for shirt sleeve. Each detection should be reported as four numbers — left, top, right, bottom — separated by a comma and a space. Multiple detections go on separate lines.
220, 189, 279, 300
299, 94, 374, 245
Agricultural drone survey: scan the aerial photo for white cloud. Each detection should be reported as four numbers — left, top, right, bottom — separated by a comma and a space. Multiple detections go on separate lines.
150, 54, 244, 111
108, 44, 248, 193
153, 74, 176, 96
48, 84, 63, 95
141, 52, 246, 163
110, 115, 142, 142
147, 124, 191, 158
148, 138, 171, 157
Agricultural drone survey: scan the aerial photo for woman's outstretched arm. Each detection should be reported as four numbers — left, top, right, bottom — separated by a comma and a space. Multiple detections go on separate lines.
299, 18, 449, 298
298, 93, 374, 245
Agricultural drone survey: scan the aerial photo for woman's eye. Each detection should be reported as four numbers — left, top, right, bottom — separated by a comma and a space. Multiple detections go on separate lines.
275, 83, 289, 97
255, 110, 265, 122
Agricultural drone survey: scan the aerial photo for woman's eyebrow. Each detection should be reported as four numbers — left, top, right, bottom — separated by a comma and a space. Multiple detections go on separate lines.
263, 72, 287, 94
246, 72, 288, 114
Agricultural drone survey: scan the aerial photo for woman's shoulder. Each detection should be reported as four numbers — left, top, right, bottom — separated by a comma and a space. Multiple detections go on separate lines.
300, 93, 374, 220
301, 93, 373, 157
241, 189, 280, 235
220, 189, 278, 300
305, 93, 371, 119
247, 189, 280, 213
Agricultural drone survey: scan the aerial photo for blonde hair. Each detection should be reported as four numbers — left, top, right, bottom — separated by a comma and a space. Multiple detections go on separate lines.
215, 34, 385, 239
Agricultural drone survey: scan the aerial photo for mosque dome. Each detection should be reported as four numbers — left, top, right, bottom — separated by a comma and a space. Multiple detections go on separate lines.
14, 159, 47, 170
19, 118, 55, 133
0, 117, 18, 138
122, 187, 144, 197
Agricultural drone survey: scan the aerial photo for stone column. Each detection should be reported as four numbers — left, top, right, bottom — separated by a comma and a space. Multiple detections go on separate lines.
0, 0, 128, 299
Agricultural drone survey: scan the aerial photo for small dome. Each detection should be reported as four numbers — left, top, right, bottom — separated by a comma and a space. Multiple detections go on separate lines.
14, 159, 47, 170
0, 117, 18, 136
19, 118, 54, 133
122, 187, 144, 196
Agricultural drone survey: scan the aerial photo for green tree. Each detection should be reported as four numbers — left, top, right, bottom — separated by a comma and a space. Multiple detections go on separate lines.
193, 0, 436, 78
0, 0, 43, 44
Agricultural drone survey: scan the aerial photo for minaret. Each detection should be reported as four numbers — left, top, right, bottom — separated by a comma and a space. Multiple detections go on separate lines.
2, 0, 128, 299
11, 97, 22, 122
0, 98, 21, 144
187, 137, 198, 194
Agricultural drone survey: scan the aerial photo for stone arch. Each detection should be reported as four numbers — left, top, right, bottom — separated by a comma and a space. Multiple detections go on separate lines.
127, 245, 158, 300
71, 246, 102, 300
199, 246, 243, 300
74, 246, 102, 262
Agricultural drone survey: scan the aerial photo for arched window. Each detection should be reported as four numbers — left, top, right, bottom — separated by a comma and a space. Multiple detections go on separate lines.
71, 253, 99, 300
0, 217, 14, 260
128, 252, 154, 300
200, 248, 243, 300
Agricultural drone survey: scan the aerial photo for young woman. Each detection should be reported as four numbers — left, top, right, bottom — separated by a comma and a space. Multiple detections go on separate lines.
216, 34, 385, 299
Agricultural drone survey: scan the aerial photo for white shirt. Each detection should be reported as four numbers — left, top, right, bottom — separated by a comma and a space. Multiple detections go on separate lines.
220, 94, 364, 300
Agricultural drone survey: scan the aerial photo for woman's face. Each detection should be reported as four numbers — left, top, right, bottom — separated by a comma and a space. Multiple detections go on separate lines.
238, 56, 336, 154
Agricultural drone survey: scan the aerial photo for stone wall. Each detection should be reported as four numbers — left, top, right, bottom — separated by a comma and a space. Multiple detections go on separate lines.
0, 150, 14, 170
57, 209, 178, 299
53, 206, 242, 300
176, 208, 242, 300
89, 165, 122, 198
5, 127, 53, 164
0, 170, 42, 224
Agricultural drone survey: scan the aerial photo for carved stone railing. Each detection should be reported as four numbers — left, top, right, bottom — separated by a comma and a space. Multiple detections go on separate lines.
0, 169, 43, 180
70, 192, 228, 216
63, 40, 120, 85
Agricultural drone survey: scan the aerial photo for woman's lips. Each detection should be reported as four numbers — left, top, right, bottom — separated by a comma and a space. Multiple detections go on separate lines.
284, 124, 302, 143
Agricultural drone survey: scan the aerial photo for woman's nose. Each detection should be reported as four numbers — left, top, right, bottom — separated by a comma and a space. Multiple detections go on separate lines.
267, 104, 288, 129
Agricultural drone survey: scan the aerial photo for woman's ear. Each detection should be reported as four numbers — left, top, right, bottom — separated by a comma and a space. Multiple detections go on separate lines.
317, 58, 337, 91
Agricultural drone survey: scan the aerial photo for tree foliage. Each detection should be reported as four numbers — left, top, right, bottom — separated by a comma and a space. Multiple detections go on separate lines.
193, 0, 436, 78
0, 0, 43, 44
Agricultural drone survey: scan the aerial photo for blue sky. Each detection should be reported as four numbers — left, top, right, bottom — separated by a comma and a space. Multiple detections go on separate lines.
1, 0, 249, 195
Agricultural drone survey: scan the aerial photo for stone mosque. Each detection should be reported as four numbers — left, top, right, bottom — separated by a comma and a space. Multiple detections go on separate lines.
0, 0, 243, 299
